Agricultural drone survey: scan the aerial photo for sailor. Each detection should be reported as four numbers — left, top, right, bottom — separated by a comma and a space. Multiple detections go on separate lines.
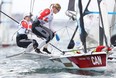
32, 3, 61, 54
16, 14, 38, 51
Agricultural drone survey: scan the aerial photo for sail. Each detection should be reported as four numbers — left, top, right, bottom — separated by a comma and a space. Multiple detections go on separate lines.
67, 0, 113, 51
84, 0, 110, 47
99, 0, 110, 46
110, 0, 116, 46
111, 0, 116, 34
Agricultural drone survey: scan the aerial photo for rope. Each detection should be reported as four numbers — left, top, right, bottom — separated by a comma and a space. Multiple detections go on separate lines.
30, 0, 35, 14
29, 0, 35, 39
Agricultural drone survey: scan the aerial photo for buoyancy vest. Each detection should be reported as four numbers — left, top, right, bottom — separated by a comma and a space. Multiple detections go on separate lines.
18, 20, 32, 34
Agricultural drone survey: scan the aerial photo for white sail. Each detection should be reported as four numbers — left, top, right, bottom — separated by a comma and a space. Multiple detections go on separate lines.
111, 0, 116, 36
100, 0, 110, 46
83, 0, 115, 47
107, 0, 116, 46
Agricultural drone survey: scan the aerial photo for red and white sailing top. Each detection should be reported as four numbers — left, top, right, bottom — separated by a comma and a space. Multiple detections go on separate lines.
18, 19, 32, 34
38, 8, 55, 32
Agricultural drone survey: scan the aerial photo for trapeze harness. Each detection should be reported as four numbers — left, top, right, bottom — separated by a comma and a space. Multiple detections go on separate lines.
32, 8, 55, 43
16, 20, 38, 48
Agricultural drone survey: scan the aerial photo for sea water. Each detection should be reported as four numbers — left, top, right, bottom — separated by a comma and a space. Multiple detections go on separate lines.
0, 46, 116, 78
0, 19, 116, 78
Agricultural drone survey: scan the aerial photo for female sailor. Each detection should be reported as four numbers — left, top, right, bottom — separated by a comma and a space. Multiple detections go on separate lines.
16, 14, 38, 51
32, 3, 61, 54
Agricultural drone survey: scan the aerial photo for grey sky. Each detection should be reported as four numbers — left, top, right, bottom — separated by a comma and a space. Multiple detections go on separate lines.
11, 0, 69, 19
0, 0, 69, 19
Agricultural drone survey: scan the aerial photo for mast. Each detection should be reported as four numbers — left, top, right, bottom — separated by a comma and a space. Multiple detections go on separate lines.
78, 0, 87, 53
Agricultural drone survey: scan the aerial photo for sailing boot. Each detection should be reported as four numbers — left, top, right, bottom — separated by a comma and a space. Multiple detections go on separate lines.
43, 48, 51, 54
33, 40, 42, 53
33, 43, 42, 54
35, 48, 42, 53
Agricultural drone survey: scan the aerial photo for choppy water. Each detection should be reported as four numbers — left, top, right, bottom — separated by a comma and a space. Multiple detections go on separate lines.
0, 18, 116, 78
0, 46, 116, 78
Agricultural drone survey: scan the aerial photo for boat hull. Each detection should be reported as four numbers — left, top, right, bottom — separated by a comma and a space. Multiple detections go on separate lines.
50, 52, 107, 71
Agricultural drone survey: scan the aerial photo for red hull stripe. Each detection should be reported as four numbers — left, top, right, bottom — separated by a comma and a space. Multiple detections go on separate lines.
68, 54, 106, 68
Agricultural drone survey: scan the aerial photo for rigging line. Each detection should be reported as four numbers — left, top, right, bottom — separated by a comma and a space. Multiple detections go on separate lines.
50, 42, 96, 54
29, 0, 35, 39
30, 0, 32, 13
110, 22, 116, 29
59, 27, 67, 39
11, 27, 21, 41
55, 18, 76, 32
55, 20, 76, 42
0, 10, 21, 41
30, 0, 35, 14
0, 10, 19, 24
18, 36, 83, 55
32, 0, 35, 13
55, 26, 67, 33
65, 25, 77, 39
61, 18, 75, 39
54, 18, 76, 44
59, 25, 71, 40
64, 18, 77, 31
60, 22, 74, 40
49, 43, 65, 54
63, 46, 96, 52
55, 25, 75, 33
66, 26, 71, 39
0, 10, 33, 41
66, 25, 76, 31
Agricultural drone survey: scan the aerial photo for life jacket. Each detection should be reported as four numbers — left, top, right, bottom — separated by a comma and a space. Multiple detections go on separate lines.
21, 20, 32, 29
38, 8, 53, 25
18, 20, 32, 34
